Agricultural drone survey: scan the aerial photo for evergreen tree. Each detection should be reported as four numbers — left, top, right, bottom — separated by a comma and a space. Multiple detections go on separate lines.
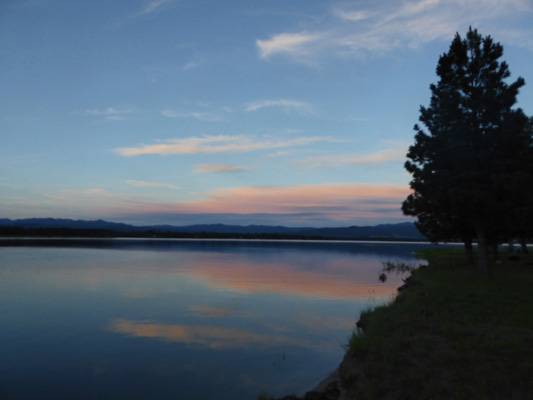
403, 28, 530, 274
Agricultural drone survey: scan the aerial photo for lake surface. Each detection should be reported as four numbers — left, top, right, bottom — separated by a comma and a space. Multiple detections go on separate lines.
0, 239, 437, 399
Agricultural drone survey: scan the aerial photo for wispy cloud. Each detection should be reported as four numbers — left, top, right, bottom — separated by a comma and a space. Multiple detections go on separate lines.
183, 61, 198, 71
79, 107, 133, 121
115, 135, 333, 157
143, 0, 172, 13
333, 9, 371, 22
161, 102, 231, 121
194, 164, 246, 174
161, 109, 226, 122
293, 148, 406, 168
257, 0, 533, 62
125, 180, 181, 190
161, 110, 207, 119
245, 99, 315, 115
257, 32, 322, 59
190, 306, 234, 318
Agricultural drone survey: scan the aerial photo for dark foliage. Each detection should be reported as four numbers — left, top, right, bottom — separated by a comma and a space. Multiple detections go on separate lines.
403, 27, 533, 273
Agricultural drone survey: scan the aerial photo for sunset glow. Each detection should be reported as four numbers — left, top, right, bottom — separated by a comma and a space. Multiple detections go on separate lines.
1, 0, 531, 226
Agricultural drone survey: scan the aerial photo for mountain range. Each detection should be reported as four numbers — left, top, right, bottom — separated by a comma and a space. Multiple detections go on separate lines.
0, 218, 424, 240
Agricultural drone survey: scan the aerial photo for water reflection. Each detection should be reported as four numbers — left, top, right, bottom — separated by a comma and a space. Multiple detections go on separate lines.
109, 319, 317, 350
0, 239, 435, 399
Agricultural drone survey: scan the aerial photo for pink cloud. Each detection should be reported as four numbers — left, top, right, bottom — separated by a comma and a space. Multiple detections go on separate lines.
114, 135, 332, 157
123, 183, 409, 219
14, 183, 411, 226
194, 164, 245, 174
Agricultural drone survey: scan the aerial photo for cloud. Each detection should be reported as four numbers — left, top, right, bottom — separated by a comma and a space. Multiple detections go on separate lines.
194, 164, 245, 174
257, 32, 323, 59
161, 109, 224, 121
114, 135, 333, 157
190, 305, 233, 318
333, 9, 371, 22
183, 62, 198, 71
80, 107, 133, 121
200, 183, 408, 213
143, 0, 172, 13
293, 148, 406, 168
9, 180, 412, 227
161, 103, 232, 121
257, 0, 533, 62
119, 183, 411, 225
125, 180, 181, 190
245, 99, 315, 115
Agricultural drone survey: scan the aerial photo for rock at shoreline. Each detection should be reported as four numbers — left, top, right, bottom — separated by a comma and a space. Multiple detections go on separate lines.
274, 359, 355, 400
276, 380, 341, 400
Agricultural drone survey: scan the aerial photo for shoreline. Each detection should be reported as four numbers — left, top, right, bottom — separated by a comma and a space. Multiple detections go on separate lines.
273, 273, 420, 400
275, 249, 533, 399
310, 369, 339, 392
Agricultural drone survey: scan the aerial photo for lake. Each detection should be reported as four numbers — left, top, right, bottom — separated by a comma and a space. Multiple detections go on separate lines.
0, 239, 437, 399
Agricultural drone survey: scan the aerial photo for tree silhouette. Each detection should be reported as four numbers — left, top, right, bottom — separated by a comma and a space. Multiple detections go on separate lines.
403, 27, 531, 274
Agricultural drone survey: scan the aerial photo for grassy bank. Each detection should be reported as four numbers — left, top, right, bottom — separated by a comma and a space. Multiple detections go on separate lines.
344, 248, 533, 399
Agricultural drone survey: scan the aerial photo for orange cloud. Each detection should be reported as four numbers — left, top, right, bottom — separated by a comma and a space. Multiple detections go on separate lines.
114, 135, 332, 156
26, 183, 411, 226
122, 183, 410, 221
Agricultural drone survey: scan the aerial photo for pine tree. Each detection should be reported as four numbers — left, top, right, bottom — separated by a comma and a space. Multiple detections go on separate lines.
403, 27, 531, 274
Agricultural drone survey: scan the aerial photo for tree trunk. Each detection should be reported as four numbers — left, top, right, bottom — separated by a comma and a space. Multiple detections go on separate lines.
464, 237, 474, 265
489, 240, 499, 262
520, 237, 529, 254
476, 228, 490, 275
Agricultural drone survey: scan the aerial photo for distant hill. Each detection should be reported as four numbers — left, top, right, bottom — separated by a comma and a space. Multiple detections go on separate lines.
0, 218, 424, 240
0, 218, 137, 231
295, 223, 424, 240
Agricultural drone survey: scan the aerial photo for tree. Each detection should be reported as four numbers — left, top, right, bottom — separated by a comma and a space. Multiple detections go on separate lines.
507, 116, 533, 253
403, 27, 531, 274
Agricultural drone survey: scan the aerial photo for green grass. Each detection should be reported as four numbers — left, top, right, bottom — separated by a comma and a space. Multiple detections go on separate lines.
346, 249, 533, 400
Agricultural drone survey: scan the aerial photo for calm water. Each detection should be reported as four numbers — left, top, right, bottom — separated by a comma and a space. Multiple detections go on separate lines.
0, 239, 435, 399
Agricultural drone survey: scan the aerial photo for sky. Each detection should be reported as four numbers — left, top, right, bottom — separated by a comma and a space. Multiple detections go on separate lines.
1, 0, 532, 227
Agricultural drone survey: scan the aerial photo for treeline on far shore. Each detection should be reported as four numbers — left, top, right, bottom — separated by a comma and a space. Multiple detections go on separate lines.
0, 226, 331, 241
0, 225, 418, 242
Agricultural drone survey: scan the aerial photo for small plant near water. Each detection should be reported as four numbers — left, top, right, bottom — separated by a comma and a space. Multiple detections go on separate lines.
381, 260, 416, 274
379, 260, 417, 282
347, 327, 368, 354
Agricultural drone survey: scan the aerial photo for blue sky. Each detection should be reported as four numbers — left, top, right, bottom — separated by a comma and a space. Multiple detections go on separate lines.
2, 0, 532, 227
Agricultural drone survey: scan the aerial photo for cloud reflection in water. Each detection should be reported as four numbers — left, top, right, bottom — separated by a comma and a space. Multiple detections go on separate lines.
109, 318, 319, 350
